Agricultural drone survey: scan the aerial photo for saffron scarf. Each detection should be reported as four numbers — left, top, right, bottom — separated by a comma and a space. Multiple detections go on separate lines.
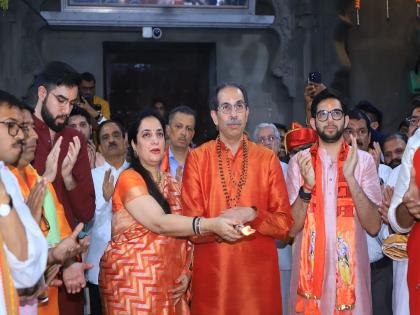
0, 233, 19, 315
10, 165, 61, 246
296, 141, 356, 314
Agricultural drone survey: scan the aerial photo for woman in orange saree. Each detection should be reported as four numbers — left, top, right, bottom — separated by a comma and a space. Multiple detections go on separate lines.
99, 111, 243, 315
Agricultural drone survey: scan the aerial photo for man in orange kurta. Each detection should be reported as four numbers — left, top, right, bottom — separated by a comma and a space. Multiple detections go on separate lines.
181, 83, 293, 315
9, 106, 72, 315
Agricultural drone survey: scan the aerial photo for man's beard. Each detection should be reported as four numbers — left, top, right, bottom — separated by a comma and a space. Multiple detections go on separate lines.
387, 159, 401, 169
41, 98, 68, 132
316, 123, 344, 143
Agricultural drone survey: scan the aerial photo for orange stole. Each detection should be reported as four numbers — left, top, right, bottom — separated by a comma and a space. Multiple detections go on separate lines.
296, 142, 356, 314
0, 233, 19, 315
181, 139, 292, 315
99, 170, 192, 315
9, 165, 72, 315
160, 145, 170, 173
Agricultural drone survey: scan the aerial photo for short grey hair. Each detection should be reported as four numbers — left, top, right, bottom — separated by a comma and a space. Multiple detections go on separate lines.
253, 123, 280, 141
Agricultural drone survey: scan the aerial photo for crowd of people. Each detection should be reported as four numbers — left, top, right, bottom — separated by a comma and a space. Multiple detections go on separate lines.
1, 60, 420, 315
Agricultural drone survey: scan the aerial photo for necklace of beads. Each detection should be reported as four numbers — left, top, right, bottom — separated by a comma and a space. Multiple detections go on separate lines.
216, 135, 248, 208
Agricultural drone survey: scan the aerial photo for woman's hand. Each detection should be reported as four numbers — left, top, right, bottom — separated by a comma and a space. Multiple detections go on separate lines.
204, 217, 243, 242
169, 272, 191, 305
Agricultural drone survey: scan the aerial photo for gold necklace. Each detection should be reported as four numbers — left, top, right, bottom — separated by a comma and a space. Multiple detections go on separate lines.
153, 170, 162, 188
216, 135, 248, 208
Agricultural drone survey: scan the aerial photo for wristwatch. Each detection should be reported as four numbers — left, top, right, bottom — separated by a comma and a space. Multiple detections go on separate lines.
299, 186, 312, 202
0, 195, 13, 216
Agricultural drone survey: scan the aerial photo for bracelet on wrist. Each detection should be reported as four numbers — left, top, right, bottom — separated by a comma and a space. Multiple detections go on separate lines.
192, 216, 202, 235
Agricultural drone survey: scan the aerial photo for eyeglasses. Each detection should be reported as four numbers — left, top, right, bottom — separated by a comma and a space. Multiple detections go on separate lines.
257, 135, 278, 144
0, 121, 25, 137
316, 109, 344, 122
343, 128, 369, 137
406, 116, 420, 126
218, 101, 247, 115
50, 92, 79, 108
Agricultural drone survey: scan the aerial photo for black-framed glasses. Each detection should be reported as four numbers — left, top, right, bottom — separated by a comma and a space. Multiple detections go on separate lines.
316, 109, 344, 122
406, 115, 420, 126
49, 92, 79, 108
257, 135, 278, 144
0, 121, 25, 137
218, 101, 247, 115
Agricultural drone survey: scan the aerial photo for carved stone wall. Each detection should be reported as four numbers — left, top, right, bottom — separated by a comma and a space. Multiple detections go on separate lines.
0, 0, 418, 132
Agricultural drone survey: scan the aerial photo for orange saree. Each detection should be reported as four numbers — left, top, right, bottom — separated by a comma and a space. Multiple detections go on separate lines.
99, 169, 192, 315
9, 165, 72, 315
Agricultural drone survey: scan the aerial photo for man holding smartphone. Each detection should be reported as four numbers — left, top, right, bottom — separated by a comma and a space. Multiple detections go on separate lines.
78, 72, 110, 123
304, 71, 326, 126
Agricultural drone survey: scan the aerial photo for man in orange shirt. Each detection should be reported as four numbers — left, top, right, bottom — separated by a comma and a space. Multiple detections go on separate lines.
181, 82, 293, 315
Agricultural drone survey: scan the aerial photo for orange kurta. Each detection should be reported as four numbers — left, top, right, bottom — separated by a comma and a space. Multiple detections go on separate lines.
181, 138, 293, 315
99, 170, 192, 315
9, 165, 72, 315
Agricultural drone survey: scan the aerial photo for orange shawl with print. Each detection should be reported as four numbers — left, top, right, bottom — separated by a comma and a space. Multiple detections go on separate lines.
296, 141, 356, 314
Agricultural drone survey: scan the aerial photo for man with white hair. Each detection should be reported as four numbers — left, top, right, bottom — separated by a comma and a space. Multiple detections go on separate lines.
254, 122, 290, 315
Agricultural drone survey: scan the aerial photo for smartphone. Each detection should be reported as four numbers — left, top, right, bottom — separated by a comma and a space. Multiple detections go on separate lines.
92, 104, 102, 111
308, 72, 322, 84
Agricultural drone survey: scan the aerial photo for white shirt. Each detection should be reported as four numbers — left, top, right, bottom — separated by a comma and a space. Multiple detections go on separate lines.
0, 161, 48, 289
388, 128, 420, 234
366, 163, 392, 263
86, 160, 129, 284
384, 164, 409, 315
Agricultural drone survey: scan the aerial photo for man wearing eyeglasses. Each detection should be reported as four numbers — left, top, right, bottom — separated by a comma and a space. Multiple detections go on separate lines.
182, 83, 293, 315
31, 61, 95, 315
287, 91, 381, 314
0, 90, 48, 314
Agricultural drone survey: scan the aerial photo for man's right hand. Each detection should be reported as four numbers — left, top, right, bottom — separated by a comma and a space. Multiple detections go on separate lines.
220, 206, 257, 224
297, 151, 315, 190
102, 169, 115, 202
49, 223, 88, 265
304, 83, 326, 105
26, 179, 47, 224
78, 96, 98, 119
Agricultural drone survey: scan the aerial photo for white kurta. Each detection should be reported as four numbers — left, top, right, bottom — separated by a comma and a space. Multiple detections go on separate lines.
386, 130, 420, 315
